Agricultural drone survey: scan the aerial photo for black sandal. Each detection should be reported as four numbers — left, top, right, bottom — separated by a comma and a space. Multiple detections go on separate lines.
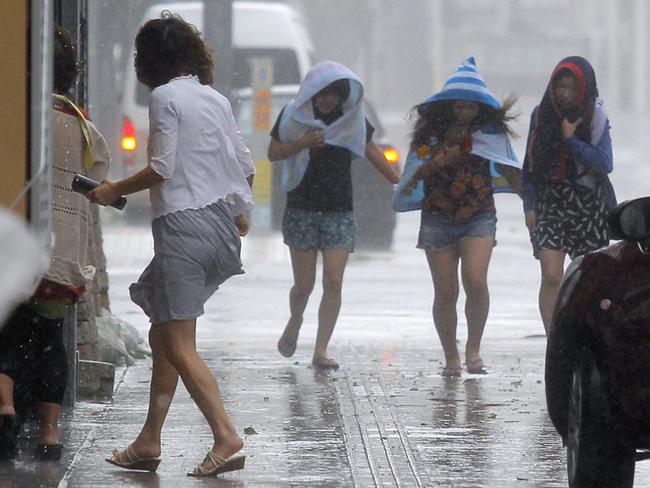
35, 443, 64, 461
465, 358, 488, 375
440, 367, 462, 378
0, 414, 21, 460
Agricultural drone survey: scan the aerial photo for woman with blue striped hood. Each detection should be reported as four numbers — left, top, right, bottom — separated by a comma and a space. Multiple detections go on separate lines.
396, 57, 522, 377
523, 56, 616, 334
268, 61, 400, 370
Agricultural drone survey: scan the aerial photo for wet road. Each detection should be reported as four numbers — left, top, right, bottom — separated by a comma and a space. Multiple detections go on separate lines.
3, 171, 650, 486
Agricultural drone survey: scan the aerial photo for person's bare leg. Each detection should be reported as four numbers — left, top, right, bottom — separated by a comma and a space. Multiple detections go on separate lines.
278, 248, 317, 355
425, 248, 461, 371
129, 325, 180, 459
37, 402, 61, 445
459, 237, 493, 366
538, 250, 566, 334
0, 374, 16, 416
312, 248, 349, 364
160, 320, 242, 462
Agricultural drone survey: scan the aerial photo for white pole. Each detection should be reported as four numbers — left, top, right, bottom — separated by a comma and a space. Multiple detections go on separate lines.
430, 0, 444, 91
606, 0, 619, 109
634, 0, 647, 114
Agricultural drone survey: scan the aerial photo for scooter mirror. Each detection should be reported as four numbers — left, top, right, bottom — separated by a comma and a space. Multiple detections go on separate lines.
615, 197, 650, 241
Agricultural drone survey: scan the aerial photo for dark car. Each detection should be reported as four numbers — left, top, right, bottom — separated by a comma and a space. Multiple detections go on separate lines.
350, 101, 399, 250
545, 197, 650, 488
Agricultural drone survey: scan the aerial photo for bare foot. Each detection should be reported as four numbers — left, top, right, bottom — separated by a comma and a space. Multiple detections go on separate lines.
443, 355, 462, 373
190, 436, 245, 477
465, 358, 487, 374
312, 356, 339, 371
130, 437, 162, 460
277, 320, 301, 358
440, 366, 462, 377
195, 435, 244, 473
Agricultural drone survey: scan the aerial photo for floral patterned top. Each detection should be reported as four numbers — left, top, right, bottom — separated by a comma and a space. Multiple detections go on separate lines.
419, 142, 495, 221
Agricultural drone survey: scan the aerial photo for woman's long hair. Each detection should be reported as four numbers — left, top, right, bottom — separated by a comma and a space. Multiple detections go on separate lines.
410, 96, 518, 151
54, 24, 78, 95
134, 11, 213, 88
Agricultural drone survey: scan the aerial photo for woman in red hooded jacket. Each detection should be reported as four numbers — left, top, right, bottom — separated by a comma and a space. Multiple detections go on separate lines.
522, 56, 616, 334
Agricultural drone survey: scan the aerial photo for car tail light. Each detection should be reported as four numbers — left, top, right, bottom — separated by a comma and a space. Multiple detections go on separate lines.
383, 146, 400, 165
121, 116, 137, 152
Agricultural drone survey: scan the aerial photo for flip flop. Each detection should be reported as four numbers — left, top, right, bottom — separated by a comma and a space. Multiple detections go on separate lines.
277, 335, 297, 358
440, 367, 462, 378
187, 450, 246, 477
105, 444, 161, 472
312, 357, 339, 371
35, 443, 64, 461
465, 358, 488, 375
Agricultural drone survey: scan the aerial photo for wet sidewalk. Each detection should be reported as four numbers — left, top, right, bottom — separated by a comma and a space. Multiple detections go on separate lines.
4, 207, 650, 487
3, 334, 568, 488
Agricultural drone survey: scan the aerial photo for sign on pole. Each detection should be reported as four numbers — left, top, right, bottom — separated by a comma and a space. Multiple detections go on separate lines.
251, 57, 273, 132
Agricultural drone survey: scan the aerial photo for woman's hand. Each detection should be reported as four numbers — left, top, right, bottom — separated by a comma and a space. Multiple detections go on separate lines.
495, 164, 523, 197
560, 117, 583, 140
365, 141, 400, 184
87, 181, 120, 206
525, 210, 537, 232
234, 214, 249, 237
428, 143, 461, 170
268, 130, 325, 161
298, 129, 325, 149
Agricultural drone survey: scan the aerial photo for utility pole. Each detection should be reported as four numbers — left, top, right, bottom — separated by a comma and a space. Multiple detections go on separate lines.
634, 0, 647, 115
203, 0, 233, 100
605, 0, 619, 111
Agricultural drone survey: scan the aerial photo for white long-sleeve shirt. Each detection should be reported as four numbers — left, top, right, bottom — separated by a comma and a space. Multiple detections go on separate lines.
147, 75, 255, 219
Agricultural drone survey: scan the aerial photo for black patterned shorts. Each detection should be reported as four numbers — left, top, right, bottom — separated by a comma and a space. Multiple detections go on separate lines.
530, 182, 609, 260
282, 208, 355, 252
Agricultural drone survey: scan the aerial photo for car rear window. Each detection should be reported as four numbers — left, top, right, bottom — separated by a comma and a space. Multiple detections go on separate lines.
232, 48, 301, 88
232, 93, 295, 137
135, 48, 301, 107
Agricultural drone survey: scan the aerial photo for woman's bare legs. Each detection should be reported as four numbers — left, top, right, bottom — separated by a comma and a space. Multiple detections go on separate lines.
130, 320, 242, 462
0, 374, 16, 417
425, 248, 461, 371
37, 402, 61, 445
313, 248, 349, 364
458, 237, 493, 365
538, 249, 566, 334
129, 326, 180, 459
278, 249, 317, 355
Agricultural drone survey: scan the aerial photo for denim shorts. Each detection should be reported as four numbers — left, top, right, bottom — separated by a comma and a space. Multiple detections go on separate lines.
417, 209, 497, 251
283, 208, 355, 252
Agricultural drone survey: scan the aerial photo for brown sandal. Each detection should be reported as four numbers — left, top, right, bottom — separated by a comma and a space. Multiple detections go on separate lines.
187, 450, 246, 477
105, 444, 161, 472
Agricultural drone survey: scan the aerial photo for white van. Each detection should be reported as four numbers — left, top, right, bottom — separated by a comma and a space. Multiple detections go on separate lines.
117, 1, 313, 215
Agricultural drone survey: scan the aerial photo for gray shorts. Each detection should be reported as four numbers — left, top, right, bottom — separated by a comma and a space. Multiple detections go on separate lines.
129, 200, 243, 324
282, 208, 355, 252
417, 209, 497, 251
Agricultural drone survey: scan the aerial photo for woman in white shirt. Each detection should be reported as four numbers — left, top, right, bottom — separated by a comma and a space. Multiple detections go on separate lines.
90, 12, 252, 477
